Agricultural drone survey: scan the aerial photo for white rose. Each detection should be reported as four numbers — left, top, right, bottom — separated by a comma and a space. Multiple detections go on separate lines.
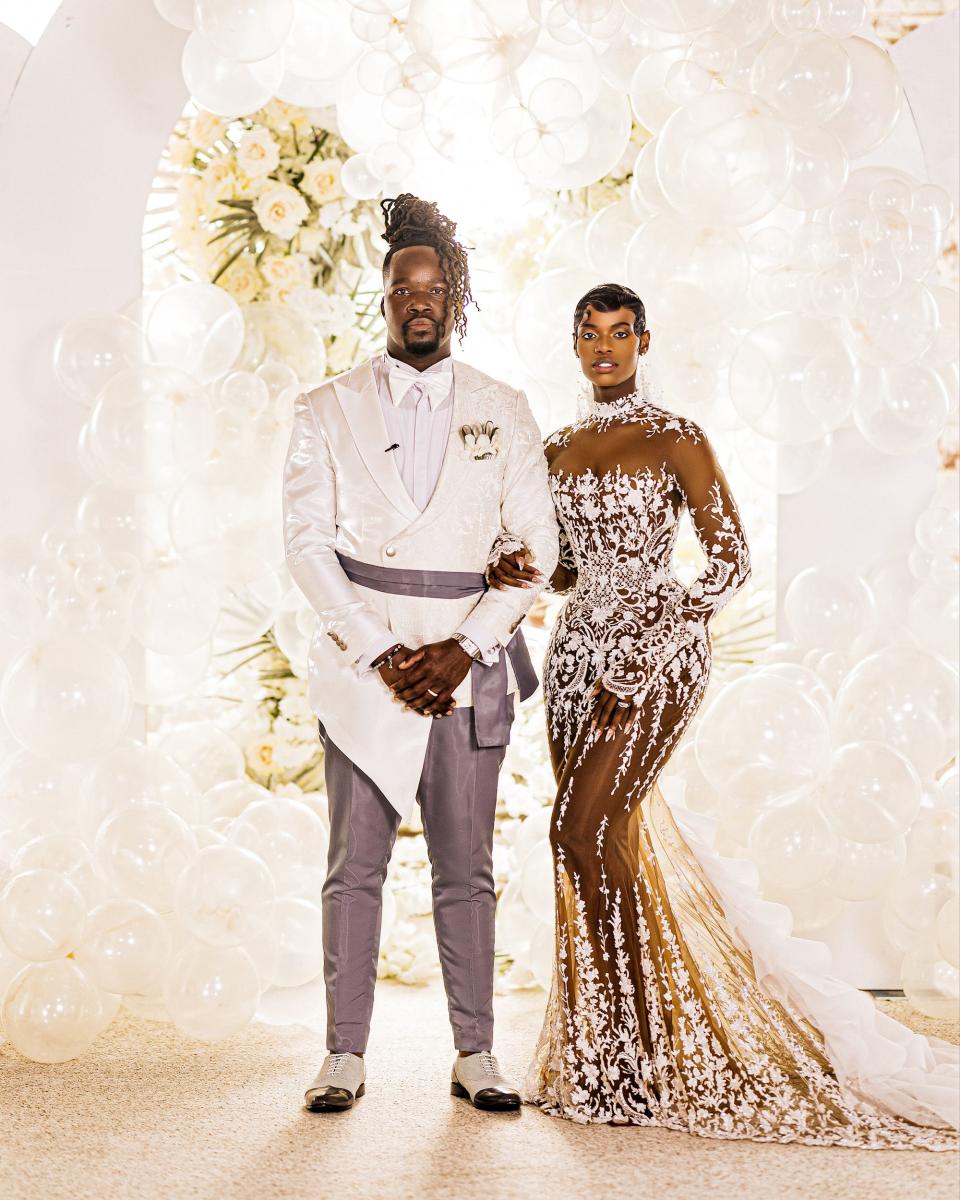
297, 227, 328, 257
220, 260, 263, 305
301, 159, 344, 205
190, 111, 230, 148
254, 182, 310, 240
203, 159, 237, 205
261, 253, 311, 288
236, 126, 280, 178
316, 199, 345, 230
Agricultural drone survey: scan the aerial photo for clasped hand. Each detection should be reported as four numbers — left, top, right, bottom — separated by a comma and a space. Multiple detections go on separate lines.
378, 639, 473, 718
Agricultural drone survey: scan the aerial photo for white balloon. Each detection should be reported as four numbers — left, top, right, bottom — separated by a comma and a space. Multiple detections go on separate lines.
824, 36, 903, 159
901, 952, 960, 1021
159, 724, 246, 794
0, 869, 87, 962
1, 636, 134, 763
630, 214, 751, 329
656, 90, 793, 225
783, 566, 876, 651
145, 284, 244, 383
748, 800, 838, 890
824, 742, 921, 843
194, 0, 294, 63
95, 802, 199, 913
164, 940, 260, 1039
88, 366, 214, 492
78, 740, 201, 834
174, 844, 276, 947
130, 560, 221, 655
825, 835, 906, 901
182, 33, 285, 117
74, 898, 169, 996
2, 959, 107, 1062
695, 673, 832, 794
53, 313, 148, 406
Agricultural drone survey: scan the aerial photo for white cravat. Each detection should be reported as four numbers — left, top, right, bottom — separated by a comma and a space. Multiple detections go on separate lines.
387, 355, 453, 410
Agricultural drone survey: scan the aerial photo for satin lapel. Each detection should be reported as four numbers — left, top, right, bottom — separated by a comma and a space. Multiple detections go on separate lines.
404, 359, 498, 536
332, 360, 421, 524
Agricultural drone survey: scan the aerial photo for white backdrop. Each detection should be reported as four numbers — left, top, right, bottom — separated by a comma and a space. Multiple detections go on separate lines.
0, 2, 956, 989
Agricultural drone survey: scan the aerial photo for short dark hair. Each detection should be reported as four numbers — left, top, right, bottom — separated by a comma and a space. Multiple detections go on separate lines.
380, 193, 475, 340
573, 283, 646, 339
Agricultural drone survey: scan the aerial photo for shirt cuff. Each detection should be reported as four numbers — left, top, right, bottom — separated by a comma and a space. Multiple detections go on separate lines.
354, 630, 400, 675
455, 615, 501, 666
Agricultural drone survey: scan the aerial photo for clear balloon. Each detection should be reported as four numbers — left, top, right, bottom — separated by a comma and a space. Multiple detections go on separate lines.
163, 940, 260, 1039
174, 844, 276, 947
123, 640, 213, 708
695, 673, 832, 795
2, 959, 107, 1062
154, 0, 195, 29
54, 313, 148, 406
88, 366, 215, 492
194, 0, 294, 63
854, 365, 949, 455
74, 898, 169, 996
520, 838, 555, 923
406, 0, 541, 83
130, 560, 221, 655
146, 284, 244, 384
95, 802, 199, 912
656, 90, 793, 225
825, 834, 906, 901
623, 0, 736, 34
750, 33, 851, 122
11, 833, 100, 907
783, 566, 876, 651
247, 897, 325, 987
824, 36, 903, 159
78, 740, 201, 835
228, 797, 329, 895
729, 315, 858, 443
0, 869, 87, 961
239, 302, 326, 385
748, 800, 838, 890
158, 726, 243, 798
901, 952, 960, 1021
627, 214, 749, 328
833, 646, 955, 780
181, 33, 285, 117
824, 741, 921, 843
782, 123, 849, 211
1, 636, 134, 763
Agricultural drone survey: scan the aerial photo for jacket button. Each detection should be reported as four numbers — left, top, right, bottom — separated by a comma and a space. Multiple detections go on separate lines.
385, 546, 397, 558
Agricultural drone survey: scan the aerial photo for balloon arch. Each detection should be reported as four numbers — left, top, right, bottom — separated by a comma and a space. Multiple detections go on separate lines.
0, 0, 956, 1062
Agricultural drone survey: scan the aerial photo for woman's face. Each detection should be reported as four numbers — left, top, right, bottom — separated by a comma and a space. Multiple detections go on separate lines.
573, 304, 649, 391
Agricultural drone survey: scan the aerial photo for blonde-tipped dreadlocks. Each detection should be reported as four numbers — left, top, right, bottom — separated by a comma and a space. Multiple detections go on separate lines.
380, 193, 475, 340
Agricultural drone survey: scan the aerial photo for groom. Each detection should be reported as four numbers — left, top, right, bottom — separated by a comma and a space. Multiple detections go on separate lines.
282, 194, 558, 1113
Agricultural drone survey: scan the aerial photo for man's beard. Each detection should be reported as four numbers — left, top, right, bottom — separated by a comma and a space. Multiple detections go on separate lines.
402, 319, 443, 357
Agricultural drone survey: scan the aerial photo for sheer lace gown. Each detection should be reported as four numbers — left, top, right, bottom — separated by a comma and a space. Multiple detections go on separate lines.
523, 392, 958, 1148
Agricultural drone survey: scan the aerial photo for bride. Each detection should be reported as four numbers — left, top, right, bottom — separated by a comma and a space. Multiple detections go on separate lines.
489, 282, 958, 1147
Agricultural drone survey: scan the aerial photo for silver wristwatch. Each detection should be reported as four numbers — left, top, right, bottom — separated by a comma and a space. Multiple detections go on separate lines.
452, 632, 485, 662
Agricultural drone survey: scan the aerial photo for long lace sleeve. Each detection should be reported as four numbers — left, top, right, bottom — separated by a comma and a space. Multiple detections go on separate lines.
670, 427, 751, 624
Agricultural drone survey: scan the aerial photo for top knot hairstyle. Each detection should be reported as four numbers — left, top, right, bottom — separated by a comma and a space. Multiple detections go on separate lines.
573, 282, 646, 339
380, 193, 475, 340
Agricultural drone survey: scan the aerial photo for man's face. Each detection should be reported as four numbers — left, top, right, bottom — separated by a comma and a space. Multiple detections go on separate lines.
382, 244, 453, 363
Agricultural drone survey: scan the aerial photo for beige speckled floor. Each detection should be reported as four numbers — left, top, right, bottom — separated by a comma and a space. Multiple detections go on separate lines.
0, 984, 956, 1200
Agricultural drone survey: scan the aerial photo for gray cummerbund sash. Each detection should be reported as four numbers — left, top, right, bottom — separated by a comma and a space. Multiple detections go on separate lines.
337, 552, 538, 748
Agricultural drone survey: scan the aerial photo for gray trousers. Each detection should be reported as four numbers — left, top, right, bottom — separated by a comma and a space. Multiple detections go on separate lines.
318, 699, 512, 1054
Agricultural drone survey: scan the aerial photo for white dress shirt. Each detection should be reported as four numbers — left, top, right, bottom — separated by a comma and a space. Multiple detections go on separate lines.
356, 352, 499, 672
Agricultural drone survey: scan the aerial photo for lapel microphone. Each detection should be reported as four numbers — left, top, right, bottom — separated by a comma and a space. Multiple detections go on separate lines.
385, 443, 400, 453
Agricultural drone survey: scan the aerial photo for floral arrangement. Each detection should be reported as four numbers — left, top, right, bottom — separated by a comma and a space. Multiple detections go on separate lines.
165, 99, 385, 376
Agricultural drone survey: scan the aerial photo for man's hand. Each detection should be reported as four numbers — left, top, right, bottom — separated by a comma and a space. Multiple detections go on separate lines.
487, 547, 542, 590
391, 638, 474, 717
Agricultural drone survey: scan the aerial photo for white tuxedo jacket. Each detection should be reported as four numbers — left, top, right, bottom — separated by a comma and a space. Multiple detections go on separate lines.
282, 356, 559, 819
